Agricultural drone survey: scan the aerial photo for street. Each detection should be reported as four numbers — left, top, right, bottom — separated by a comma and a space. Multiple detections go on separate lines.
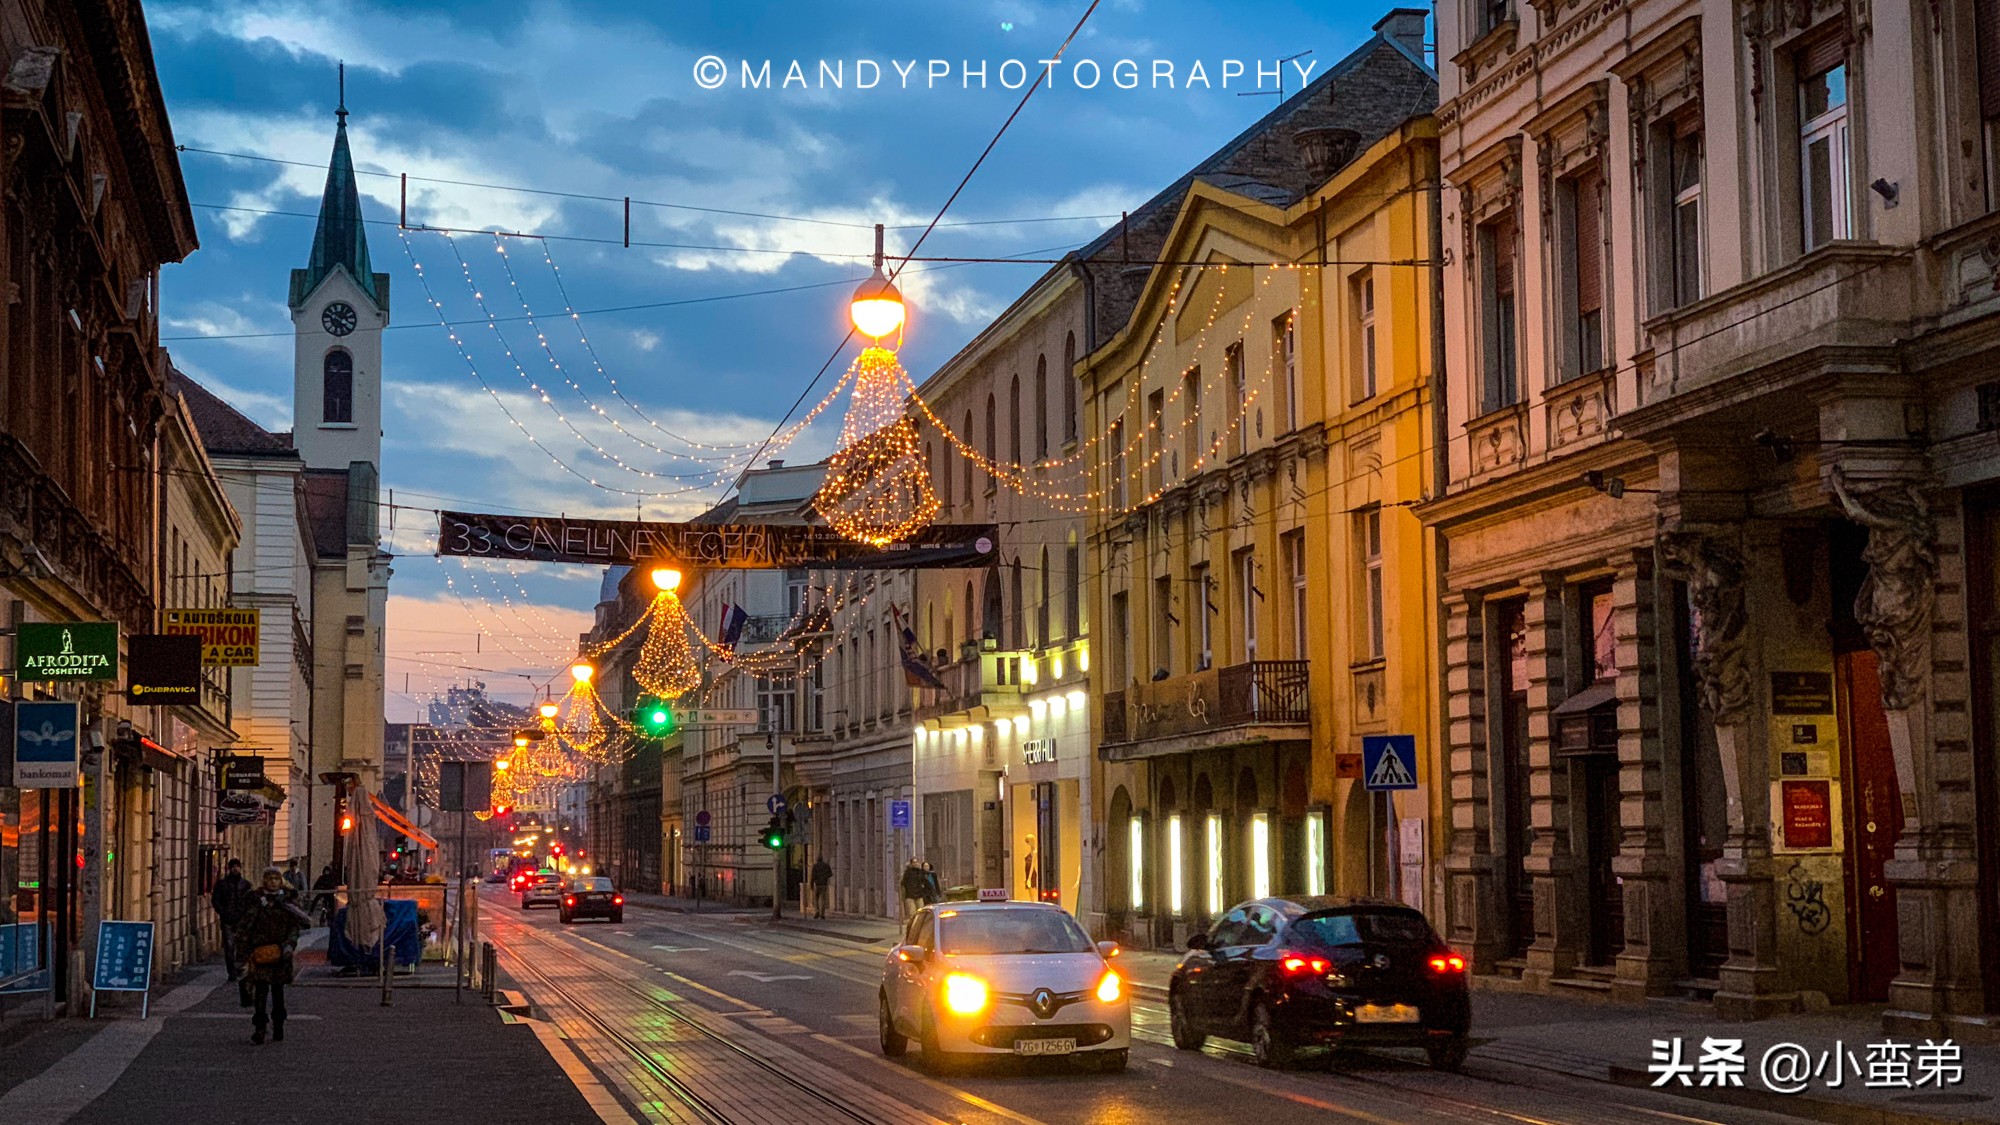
482, 890, 1819, 1125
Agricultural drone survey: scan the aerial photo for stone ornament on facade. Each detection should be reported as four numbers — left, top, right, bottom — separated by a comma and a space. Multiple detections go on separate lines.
1657, 526, 1752, 725
1829, 469, 1937, 711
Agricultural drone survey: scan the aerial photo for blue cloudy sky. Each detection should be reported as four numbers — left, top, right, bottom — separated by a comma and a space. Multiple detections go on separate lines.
149, 0, 1401, 717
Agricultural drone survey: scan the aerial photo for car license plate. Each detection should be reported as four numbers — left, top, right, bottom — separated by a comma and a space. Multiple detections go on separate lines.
1355, 1004, 1419, 1024
1015, 1037, 1077, 1056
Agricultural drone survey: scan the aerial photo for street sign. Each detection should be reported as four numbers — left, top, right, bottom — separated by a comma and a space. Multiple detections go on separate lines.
163, 608, 260, 665
127, 634, 202, 705
13, 701, 80, 789
676, 708, 760, 727
16, 622, 118, 682
694, 810, 711, 827
889, 799, 912, 830
766, 794, 787, 815
1362, 734, 1419, 792
692, 825, 711, 843
1335, 752, 1363, 780
436, 511, 1001, 570
90, 920, 154, 1018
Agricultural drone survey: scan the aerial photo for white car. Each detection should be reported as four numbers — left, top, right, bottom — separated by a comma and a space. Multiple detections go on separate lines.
879, 901, 1130, 1072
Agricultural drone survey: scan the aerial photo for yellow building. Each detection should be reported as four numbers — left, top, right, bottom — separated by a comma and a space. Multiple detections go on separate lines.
1083, 28, 1438, 948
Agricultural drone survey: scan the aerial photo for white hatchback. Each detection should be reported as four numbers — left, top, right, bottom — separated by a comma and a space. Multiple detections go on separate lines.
879, 901, 1130, 1072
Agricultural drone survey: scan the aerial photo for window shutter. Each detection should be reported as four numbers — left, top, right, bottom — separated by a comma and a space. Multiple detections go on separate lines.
1979, 0, 2000, 119
1574, 170, 1603, 314
1798, 33, 1845, 81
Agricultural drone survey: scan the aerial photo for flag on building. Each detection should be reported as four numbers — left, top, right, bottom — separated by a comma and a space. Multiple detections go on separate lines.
719, 603, 748, 646
891, 604, 946, 690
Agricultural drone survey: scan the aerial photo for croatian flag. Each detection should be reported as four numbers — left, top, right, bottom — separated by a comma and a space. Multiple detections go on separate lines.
892, 604, 946, 690
719, 603, 748, 646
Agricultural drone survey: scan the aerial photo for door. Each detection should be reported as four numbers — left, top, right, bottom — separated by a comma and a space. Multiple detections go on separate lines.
1185, 906, 1247, 1028
1497, 601, 1534, 958
1581, 752, 1624, 966
1033, 782, 1060, 904
1837, 649, 1903, 1002
1970, 489, 2000, 1012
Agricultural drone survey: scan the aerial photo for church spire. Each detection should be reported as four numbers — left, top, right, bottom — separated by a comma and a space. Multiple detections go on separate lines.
290, 61, 380, 309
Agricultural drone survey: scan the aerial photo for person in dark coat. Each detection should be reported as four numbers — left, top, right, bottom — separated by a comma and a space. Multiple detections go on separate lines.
210, 859, 252, 981
809, 857, 833, 919
234, 866, 311, 1044
921, 861, 943, 905
310, 865, 339, 926
899, 860, 928, 922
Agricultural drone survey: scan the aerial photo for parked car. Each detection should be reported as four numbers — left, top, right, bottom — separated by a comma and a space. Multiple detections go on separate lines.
1168, 897, 1470, 1071
879, 901, 1130, 1073
559, 876, 624, 924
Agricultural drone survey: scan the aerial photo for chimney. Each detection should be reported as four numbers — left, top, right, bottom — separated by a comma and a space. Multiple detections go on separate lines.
767, 459, 785, 469
1373, 8, 1429, 57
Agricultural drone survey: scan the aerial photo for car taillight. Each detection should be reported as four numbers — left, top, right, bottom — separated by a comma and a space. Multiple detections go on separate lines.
1428, 952, 1467, 974
564, 895, 575, 906
1278, 951, 1331, 976
612, 895, 623, 905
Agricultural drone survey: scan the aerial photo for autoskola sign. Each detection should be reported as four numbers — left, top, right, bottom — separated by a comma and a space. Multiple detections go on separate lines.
164, 608, 260, 666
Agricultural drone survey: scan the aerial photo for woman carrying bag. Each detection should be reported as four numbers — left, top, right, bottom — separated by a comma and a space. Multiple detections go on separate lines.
234, 866, 312, 1044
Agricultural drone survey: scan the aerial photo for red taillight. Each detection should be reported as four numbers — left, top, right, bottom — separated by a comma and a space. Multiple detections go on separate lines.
564, 895, 575, 906
612, 895, 623, 905
1428, 952, 1467, 974
1278, 951, 1331, 976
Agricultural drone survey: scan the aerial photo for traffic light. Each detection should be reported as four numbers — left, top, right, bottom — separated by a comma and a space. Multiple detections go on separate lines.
339, 813, 354, 833
760, 816, 785, 850
552, 843, 564, 857
634, 695, 675, 738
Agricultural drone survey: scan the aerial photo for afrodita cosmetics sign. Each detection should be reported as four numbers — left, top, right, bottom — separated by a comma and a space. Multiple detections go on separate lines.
15, 622, 118, 682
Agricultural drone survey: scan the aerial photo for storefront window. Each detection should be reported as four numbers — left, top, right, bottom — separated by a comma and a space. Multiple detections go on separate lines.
1305, 812, 1327, 896
1127, 816, 1145, 911
1167, 813, 1185, 917
1203, 814, 1224, 915
1250, 813, 1271, 899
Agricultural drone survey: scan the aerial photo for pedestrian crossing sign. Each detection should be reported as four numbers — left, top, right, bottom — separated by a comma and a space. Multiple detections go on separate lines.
1361, 735, 1419, 792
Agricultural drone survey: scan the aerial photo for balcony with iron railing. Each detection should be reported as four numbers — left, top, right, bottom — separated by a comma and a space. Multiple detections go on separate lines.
1097, 660, 1310, 760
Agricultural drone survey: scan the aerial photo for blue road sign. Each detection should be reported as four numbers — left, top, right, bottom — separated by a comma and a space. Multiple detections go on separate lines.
13, 700, 80, 789
692, 825, 712, 843
767, 794, 787, 815
1361, 734, 1419, 792
889, 799, 912, 830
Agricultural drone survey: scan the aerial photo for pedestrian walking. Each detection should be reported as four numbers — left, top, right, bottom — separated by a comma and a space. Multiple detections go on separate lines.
309, 865, 338, 926
210, 859, 252, 981
810, 856, 832, 919
921, 860, 942, 905
234, 866, 311, 1044
283, 858, 304, 893
899, 860, 928, 921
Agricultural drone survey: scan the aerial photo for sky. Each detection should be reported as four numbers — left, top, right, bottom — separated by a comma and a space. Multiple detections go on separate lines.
148, 0, 1401, 719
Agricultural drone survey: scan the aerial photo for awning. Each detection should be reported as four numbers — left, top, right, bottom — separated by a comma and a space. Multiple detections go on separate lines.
369, 793, 440, 850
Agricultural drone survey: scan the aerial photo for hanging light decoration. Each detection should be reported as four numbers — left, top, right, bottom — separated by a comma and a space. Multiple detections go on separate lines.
634, 567, 702, 698
814, 224, 938, 546
558, 661, 609, 756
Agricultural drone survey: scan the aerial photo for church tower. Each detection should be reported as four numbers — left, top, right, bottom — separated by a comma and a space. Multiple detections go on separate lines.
290, 76, 389, 473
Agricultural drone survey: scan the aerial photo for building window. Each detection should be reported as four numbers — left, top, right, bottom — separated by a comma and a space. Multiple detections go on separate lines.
1477, 212, 1519, 412
323, 349, 353, 424
1556, 168, 1605, 381
1146, 390, 1165, 495
1354, 271, 1378, 401
962, 411, 974, 508
941, 432, 954, 508
1034, 355, 1049, 460
1668, 121, 1704, 306
1479, 0, 1513, 36
1361, 508, 1385, 660
1192, 564, 1213, 669
1109, 418, 1127, 509
1584, 583, 1617, 685
1010, 559, 1025, 650
1128, 816, 1146, 910
1235, 548, 1258, 661
1064, 539, 1081, 640
984, 394, 998, 492
1009, 374, 1023, 468
1800, 57, 1851, 249
1153, 575, 1174, 676
1274, 314, 1298, 432
1036, 546, 1051, 647
1203, 813, 1225, 916
757, 673, 796, 732
1062, 331, 1079, 443
1111, 591, 1130, 684
1226, 344, 1247, 458
1167, 813, 1186, 916
1284, 530, 1307, 659
1181, 368, 1201, 477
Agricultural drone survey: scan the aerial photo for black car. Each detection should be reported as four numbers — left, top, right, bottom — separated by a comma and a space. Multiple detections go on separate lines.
559, 875, 624, 924
1167, 897, 1470, 1071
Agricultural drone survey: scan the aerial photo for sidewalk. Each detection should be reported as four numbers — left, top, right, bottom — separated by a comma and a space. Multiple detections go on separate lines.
0, 939, 601, 1125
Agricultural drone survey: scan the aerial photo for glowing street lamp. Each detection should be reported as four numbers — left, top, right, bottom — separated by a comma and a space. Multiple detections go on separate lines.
650, 567, 682, 594
849, 224, 905, 340
569, 661, 594, 684
538, 699, 560, 721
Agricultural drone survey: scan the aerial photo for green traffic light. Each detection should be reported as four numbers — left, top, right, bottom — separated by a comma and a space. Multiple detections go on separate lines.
635, 696, 675, 737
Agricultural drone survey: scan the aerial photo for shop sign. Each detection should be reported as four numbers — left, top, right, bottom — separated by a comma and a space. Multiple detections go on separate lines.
222, 755, 269, 791
16, 622, 117, 682
11, 701, 80, 788
164, 608, 261, 666
127, 635, 202, 705
1771, 672, 1834, 715
1022, 737, 1057, 764
1781, 780, 1834, 849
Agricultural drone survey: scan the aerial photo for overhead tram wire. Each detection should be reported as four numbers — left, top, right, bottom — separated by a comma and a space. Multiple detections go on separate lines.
729, 0, 1107, 498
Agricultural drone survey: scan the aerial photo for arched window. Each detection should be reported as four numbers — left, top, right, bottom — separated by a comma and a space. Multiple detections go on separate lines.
962, 411, 975, 506
963, 581, 976, 651
1008, 374, 1022, 467
1065, 533, 1081, 639
1063, 332, 1078, 442
1034, 355, 1049, 460
1009, 559, 1024, 649
1037, 546, 1051, 645
323, 349, 354, 424
984, 394, 997, 490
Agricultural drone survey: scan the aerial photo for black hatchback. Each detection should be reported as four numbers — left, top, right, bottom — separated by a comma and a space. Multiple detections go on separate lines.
1167, 897, 1470, 1070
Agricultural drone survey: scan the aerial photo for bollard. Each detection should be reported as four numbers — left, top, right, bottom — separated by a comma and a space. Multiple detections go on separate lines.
481, 942, 497, 1002
379, 938, 392, 1007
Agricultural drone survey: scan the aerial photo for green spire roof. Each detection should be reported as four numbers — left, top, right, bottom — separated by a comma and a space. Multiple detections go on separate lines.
289, 101, 383, 309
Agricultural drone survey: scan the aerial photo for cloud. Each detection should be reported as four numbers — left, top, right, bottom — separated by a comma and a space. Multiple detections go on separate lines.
629, 328, 661, 352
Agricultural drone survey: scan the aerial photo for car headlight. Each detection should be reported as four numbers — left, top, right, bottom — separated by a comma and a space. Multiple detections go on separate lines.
942, 973, 989, 1015
1096, 969, 1121, 1004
